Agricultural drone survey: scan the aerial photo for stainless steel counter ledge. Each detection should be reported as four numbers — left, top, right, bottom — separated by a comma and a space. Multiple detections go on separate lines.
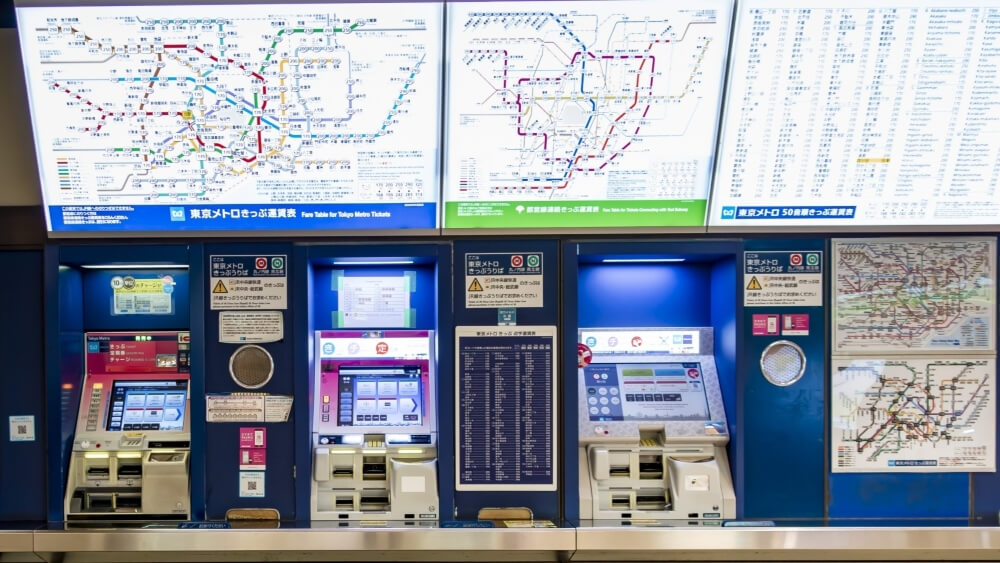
0, 529, 39, 562
572, 525, 1000, 561
33, 526, 576, 562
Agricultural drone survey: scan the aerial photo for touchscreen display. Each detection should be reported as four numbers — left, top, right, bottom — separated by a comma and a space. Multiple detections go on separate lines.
106, 380, 188, 431
337, 365, 423, 427
583, 362, 709, 422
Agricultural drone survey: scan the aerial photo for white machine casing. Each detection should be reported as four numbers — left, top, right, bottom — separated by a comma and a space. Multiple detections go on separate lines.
65, 331, 191, 519
311, 330, 438, 521
578, 327, 735, 521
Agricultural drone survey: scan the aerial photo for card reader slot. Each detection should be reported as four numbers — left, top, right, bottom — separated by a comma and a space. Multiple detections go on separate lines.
114, 493, 142, 511
335, 497, 355, 510
635, 492, 668, 511
608, 465, 630, 478
333, 468, 354, 478
362, 456, 387, 481
610, 494, 631, 509
86, 466, 110, 480
117, 464, 142, 478
358, 494, 390, 512
85, 492, 113, 511
638, 454, 664, 479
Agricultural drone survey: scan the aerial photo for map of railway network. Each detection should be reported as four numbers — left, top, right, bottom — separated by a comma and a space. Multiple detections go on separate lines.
831, 358, 995, 472
443, 0, 732, 229
833, 238, 996, 353
17, 3, 443, 232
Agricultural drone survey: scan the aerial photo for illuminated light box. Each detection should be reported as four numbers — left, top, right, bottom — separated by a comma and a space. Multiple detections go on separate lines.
442, 0, 733, 230
15, 1, 443, 234
710, 0, 1000, 228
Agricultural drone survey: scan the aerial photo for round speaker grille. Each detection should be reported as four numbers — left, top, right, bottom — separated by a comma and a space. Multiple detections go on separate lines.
760, 340, 806, 387
229, 345, 274, 389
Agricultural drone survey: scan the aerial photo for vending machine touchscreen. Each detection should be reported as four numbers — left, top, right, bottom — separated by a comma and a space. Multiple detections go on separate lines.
65, 332, 191, 519
311, 330, 437, 520
578, 328, 735, 520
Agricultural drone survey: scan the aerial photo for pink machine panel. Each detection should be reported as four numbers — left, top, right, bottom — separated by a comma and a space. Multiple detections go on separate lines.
80, 332, 190, 434
315, 330, 432, 435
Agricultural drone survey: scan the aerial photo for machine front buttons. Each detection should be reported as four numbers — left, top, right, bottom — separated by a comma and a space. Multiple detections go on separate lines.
599, 397, 609, 405
590, 407, 599, 415
600, 406, 610, 414
598, 387, 608, 395
588, 397, 598, 405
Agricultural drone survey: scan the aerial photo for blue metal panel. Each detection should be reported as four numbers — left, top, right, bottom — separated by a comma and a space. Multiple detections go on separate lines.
435, 246, 456, 522
0, 251, 46, 521
829, 473, 970, 518
741, 239, 825, 520
577, 264, 712, 328
204, 242, 295, 520
451, 240, 560, 521
292, 246, 313, 525
562, 244, 581, 523
187, 244, 207, 520
710, 256, 741, 516
45, 245, 82, 522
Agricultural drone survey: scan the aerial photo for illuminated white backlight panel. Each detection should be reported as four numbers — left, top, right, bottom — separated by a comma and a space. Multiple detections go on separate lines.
711, 0, 1000, 227
16, 2, 443, 233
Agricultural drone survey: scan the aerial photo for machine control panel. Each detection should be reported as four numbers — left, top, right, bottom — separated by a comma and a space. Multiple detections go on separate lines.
578, 327, 735, 521
311, 330, 438, 521
584, 362, 709, 422
66, 331, 192, 519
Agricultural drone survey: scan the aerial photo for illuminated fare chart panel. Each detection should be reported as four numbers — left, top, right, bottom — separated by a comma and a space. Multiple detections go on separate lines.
444, 0, 732, 228
17, 3, 442, 232
711, 0, 1000, 227
457, 329, 556, 490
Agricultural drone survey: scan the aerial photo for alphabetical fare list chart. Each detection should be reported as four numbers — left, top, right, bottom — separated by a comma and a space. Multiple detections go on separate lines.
710, 0, 1000, 227
457, 331, 555, 490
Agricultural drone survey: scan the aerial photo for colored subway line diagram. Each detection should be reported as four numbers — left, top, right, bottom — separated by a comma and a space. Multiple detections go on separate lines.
833, 238, 996, 352
447, 1, 730, 203
20, 5, 441, 205
832, 358, 994, 471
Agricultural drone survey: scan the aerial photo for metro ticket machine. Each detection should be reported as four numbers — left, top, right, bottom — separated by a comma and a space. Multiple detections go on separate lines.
312, 330, 438, 520
65, 331, 191, 519
578, 327, 735, 520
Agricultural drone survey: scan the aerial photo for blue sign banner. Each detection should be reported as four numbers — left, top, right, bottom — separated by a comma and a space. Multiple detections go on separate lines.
48, 202, 436, 232
720, 205, 855, 220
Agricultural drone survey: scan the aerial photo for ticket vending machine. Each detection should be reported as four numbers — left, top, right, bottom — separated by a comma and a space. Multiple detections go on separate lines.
578, 327, 735, 520
64, 331, 191, 519
311, 330, 438, 521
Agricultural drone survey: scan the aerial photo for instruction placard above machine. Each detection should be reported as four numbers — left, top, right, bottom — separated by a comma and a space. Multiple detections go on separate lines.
465, 252, 543, 309
744, 251, 822, 307
210, 255, 287, 310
